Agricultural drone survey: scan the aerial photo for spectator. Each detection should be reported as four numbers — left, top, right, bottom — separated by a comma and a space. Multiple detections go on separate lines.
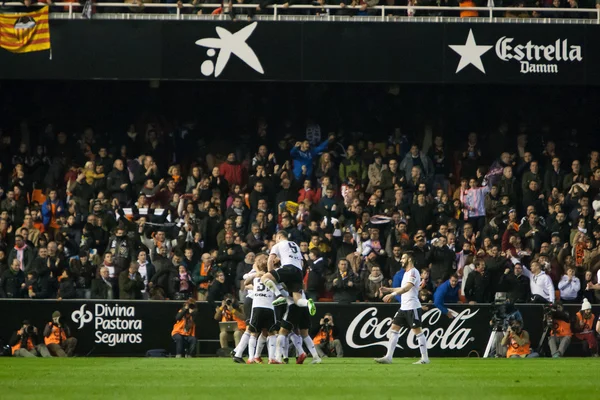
364, 265, 386, 302
558, 266, 581, 303
306, 248, 326, 301
464, 258, 490, 304
57, 269, 77, 300
171, 298, 198, 358
43, 311, 77, 357
433, 275, 459, 318
339, 145, 367, 185
91, 266, 115, 299
399, 144, 434, 184
119, 263, 145, 300
8, 234, 34, 272
330, 259, 360, 304
290, 135, 333, 180
0, 258, 26, 298
522, 261, 555, 303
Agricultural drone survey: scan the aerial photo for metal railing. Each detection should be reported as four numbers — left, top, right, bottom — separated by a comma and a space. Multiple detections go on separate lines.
2, 1, 600, 23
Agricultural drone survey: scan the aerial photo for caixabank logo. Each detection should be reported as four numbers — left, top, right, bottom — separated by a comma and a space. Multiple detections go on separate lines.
449, 29, 583, 75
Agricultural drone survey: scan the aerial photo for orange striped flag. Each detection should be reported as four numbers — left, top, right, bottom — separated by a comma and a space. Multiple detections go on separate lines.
0, 6, 50, 53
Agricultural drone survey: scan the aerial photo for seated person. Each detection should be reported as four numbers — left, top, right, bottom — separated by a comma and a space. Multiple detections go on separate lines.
214, 294, 246, 349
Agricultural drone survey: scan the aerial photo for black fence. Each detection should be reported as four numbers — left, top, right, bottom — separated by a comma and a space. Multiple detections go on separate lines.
0, 300, 595, 357
0, 20, 599, 84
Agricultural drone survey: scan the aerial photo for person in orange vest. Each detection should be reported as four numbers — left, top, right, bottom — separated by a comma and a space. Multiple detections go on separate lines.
171, 298, 198, 358
311, 313, 343, 358
501, 319, 539, 358
214, 293, 246, 349
9, 320, 52, 357
43, 311, 77, 357
574, 299, 598, 356
548, 303, 572, 358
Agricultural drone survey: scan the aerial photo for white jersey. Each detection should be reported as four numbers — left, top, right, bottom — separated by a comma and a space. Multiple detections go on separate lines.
400, 268, 421, 311
270, 240, 303, 271
252, 277, 275, 310
244, 270, 258, 298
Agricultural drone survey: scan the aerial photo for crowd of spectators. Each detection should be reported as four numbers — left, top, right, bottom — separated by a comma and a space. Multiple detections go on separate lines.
4, 0, 600, 18
0, 98, 600, 315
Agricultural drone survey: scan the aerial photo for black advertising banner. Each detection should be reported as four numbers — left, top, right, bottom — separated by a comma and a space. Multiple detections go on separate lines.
0, 20, 600, 84
0, 300, 596, 357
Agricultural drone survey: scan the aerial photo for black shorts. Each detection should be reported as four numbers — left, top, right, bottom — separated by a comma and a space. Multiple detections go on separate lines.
249, 307, 277, 333
280, 304, 311, 332
243, 296, 253, 322
272, 265, 303, 294
392, 308, 423, 329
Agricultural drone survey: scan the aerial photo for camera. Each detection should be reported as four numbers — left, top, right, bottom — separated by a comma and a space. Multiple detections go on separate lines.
225, 299, 232, 306
188, 303, 196, 310
543, 303, 558, 328
323, 318, 330, 324
25, 325, 35, 335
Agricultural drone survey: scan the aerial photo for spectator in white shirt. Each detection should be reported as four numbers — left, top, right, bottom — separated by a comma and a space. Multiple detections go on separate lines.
558, 266, 580, 304
522, 261, 555, 303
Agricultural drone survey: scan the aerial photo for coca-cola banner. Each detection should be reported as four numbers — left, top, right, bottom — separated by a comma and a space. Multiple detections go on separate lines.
0, 20, 600, 84
0, 300, 594, 357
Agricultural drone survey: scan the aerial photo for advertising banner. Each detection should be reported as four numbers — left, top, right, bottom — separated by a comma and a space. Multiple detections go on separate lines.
0, 20, 599, 84
1, 300, 594, 357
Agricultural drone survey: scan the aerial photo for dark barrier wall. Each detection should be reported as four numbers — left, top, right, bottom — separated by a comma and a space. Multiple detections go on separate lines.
0, 300, 597, 357
0, 20, 599, 84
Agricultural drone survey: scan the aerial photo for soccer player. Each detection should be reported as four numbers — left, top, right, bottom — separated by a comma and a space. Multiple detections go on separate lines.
376, 253, 430, 365
261, 231, 316, 316
236, 259, 277, 364
271, 291, 322, 364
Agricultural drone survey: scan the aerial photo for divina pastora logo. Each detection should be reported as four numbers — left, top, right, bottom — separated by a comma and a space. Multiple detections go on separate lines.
195, 22, 265, 78
449, 29, 582, 75
71, 304, 143, 347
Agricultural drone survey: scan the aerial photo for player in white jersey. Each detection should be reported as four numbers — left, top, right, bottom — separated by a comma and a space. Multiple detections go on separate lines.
375, 252, 430, 365
261, 231, 316, 316
270, 290, 322, 365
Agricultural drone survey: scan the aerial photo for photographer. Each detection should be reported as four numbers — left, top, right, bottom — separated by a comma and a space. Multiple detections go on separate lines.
488, 293, 523, 358
9, 320, 51, 357
214, 293, 246, 349
501, 319, 539, 358
171, 298, 198, 358
547, 302, 572, 358
312, 313, 343, 358
43, 311, 77, 357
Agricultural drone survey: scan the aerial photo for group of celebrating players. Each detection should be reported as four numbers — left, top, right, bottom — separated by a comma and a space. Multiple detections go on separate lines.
232, 231, 430, 365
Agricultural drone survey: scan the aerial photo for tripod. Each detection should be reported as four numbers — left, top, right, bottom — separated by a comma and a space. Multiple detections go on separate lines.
536, 324, 552, 356
483, 326, 504, 358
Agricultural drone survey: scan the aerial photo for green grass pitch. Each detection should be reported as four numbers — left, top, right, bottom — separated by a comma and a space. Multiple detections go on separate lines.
1, 357, 599, 399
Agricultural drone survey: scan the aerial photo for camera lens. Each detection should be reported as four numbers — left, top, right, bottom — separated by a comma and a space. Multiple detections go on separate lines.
323, 318, 330, 323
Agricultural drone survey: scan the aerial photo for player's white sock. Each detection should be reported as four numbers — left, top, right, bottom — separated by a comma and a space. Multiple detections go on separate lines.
290, 332, 305, 356
257, 334, 267, 359
296, 298, 308, 307
248, 335, 257, 362
275, 334, 286, 362
303, 335, 320, 359
280, 289, 290, 298
417, 333, 429, 362
235, 331, 250, 358
264, 279, 282, 296
385, 330, 400, 360
267, 335, 277, 360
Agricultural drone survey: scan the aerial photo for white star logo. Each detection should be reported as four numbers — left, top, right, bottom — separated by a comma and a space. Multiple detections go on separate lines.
195, 22, 264, 78
449, 29, 492, 74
